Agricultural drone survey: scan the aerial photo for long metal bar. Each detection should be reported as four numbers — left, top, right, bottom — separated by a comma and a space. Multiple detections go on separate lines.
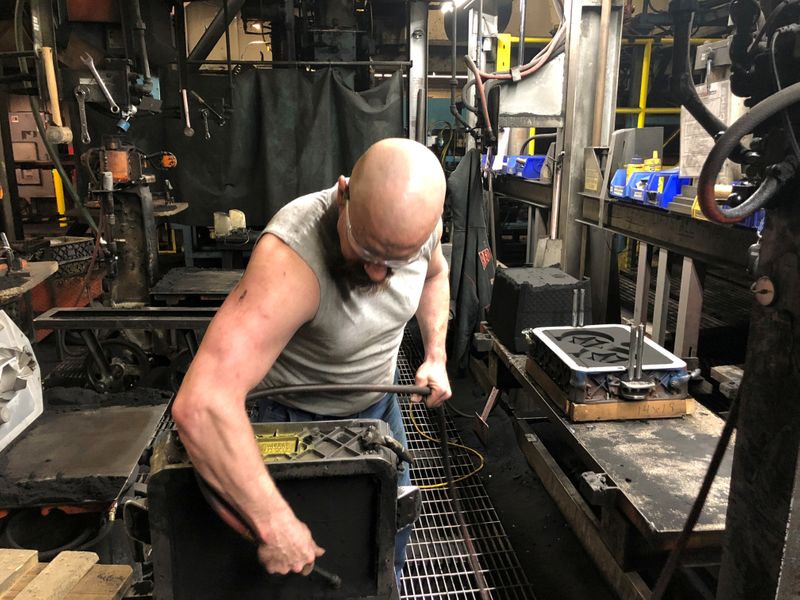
185, 59, 413, 67
579, 196, 755, 268
34, 307, 218, 330
633, 242, 651, 325
636, 40, 653, 128
674, 256, 704, 358
518, 0, 527, 66
652, 247, 671, 345
592, 0, 614, 146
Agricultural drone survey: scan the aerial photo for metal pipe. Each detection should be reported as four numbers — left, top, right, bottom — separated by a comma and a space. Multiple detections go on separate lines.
627, 325, 637, 380
185, 59, 413, 67
636, 40, 653, 128
578, 289, 585, 327
549, 152, 562, 240
591, 0, 613, 146
571, 289, 579, 327
187, 0, 248, 63
518, 0, 527, 67
634, 324, 645, 380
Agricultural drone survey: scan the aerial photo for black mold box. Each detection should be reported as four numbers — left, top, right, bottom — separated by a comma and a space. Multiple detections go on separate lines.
148, 420, 400, 600
488, 267, 592, 353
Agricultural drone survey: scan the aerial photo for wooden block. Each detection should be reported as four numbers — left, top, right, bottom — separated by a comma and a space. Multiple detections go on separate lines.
0, 550, 38, 593
67, 565, 133, 600
526, 357, 695, 423
710, 365, 744, 385
16, 552, 98, 600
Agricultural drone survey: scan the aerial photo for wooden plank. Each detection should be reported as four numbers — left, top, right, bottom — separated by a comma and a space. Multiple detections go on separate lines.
709, 365, 743, 385
15, 552, 98, 600
0, 551, 38, 593
67, 566, 133, 600
0, 565, 45, 599
526, 358, 695, 422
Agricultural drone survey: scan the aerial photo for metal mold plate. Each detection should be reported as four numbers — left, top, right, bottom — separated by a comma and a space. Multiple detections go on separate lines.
532, 325, 686, 373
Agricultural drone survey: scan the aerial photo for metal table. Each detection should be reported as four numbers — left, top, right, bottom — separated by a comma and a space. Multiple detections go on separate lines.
481, 329, 732, 600
150, 267, 242, 305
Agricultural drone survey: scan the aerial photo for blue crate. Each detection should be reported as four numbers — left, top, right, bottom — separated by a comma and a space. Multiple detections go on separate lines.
626, 171, 653, 203
610, 168, 628, 198
644, 169, 692, 209
503, 155, 547, 180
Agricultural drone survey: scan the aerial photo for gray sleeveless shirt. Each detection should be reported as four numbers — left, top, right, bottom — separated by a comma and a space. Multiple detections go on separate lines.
255, 184, 438, 416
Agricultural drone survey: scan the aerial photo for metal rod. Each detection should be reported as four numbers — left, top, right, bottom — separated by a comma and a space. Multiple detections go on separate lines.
578, 289, 585, 327
571, 289, 579, 327
627, 324, 637, 380
591, 0, 613, 146
549, 152, 562, 240
635, 324, 645, 380
80, 330, 114, 382
222, 0, 233, 100
185, 59, 413, 66
518, 0, 527, 67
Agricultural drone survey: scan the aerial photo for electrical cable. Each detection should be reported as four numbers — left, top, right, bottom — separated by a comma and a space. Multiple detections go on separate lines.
14, 0, 99, 234
407, 401, 485, 489
747, 0, 800, 56
651, 393, 740, 600
697, 80, 800, 223
769, 26, 800, 160
518, 132, 557, 155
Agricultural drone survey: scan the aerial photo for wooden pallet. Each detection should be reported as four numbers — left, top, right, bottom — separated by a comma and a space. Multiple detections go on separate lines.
526, 357, 696, 422
0, 550, 132, 600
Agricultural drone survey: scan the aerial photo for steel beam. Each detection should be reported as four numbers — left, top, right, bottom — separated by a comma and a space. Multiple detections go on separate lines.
560, 0, 625, 276
186, 0, 248, 63
674, 256, 704, 358
652, 248, 671, 344
408, 1, 428, 142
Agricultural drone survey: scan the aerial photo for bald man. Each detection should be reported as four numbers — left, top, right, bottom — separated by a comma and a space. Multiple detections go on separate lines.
172, 138, 452, 583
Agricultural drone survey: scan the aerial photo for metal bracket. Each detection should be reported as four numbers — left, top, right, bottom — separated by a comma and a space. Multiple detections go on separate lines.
396, 485, 422, 530
579, 471, 619, 507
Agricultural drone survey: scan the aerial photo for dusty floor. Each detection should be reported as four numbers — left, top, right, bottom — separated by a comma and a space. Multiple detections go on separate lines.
446, 375, 616, 600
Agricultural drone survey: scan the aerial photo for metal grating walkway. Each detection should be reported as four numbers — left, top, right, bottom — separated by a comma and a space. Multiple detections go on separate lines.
397, 333, 536, 600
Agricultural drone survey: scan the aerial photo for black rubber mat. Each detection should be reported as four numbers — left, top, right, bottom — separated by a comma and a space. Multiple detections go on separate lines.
397, 333, 536, 599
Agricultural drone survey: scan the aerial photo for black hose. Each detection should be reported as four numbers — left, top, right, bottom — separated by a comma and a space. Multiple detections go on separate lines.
461, 78, 478, 114
651, 393, 740, 600
669, 2, 747, 164
246, 384, 431, 402
14, 0, 99, 234
698, 80, 800, 223
519, 132, 557, 155
435, 408, 490, 600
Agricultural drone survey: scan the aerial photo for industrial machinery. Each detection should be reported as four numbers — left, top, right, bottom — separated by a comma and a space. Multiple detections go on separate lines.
142, 419, 420, 600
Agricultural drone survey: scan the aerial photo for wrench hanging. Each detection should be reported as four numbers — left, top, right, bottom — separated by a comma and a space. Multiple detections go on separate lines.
74, 85, 91, 144
79, 53, 120, 114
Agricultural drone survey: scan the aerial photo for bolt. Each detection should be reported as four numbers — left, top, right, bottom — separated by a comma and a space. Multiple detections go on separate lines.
750, 275, 776, 306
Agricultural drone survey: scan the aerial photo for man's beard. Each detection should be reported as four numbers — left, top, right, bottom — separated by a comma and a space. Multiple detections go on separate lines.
320, 205, 393, 300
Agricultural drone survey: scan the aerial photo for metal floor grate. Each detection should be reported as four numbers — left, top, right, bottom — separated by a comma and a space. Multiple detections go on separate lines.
397, 332, 536, 600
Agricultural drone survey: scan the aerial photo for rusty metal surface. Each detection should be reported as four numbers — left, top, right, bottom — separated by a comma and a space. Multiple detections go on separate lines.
150, 267, 242, 301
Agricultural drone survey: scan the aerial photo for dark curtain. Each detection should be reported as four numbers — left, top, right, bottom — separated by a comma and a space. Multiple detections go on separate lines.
447, 149, 495, 372
166, 68, 404, 226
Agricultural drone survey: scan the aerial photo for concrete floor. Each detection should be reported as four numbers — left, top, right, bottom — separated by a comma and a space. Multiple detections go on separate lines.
447, 375, 616, 600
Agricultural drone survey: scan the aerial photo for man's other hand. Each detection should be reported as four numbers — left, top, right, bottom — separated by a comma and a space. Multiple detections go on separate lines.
413, 359, 452, 407
257, 506, 325, 576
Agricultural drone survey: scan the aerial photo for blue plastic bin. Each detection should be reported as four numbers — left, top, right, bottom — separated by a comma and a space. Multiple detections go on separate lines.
609, 168, 627, 198
644, 169, 692, 209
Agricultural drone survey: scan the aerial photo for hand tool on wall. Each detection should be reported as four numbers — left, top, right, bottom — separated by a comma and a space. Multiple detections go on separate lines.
80, 53, 120, 114
40, 47, 72, 145
74, 85, 91, 144
181, 89, 194, 137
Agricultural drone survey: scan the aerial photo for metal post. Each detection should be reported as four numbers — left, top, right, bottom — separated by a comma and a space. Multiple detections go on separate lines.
633, 242, 651, 326
652, 247, 670, 344
518, 0, 527, 67
527, 207, 545, 265
674, 256, 703, 357
559, 0, 624, 276
408, 0, 428, 143
637, 40, 653, 128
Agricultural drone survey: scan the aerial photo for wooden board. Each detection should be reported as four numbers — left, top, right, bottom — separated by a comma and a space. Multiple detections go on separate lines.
0, 549, 133, 600
14, 552, 97, 600
0, 551, 37, 593
526, 357, 695, 422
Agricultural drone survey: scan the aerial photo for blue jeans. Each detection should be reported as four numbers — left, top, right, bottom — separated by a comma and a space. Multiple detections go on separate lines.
256, 392, 412, 584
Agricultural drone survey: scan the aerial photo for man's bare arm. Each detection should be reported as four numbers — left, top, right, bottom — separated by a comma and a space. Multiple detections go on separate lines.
413, 224, 452, 407
172, 234, 323, 575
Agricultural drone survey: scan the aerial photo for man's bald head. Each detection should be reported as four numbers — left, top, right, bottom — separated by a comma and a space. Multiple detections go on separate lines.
342, 138, 446, 260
